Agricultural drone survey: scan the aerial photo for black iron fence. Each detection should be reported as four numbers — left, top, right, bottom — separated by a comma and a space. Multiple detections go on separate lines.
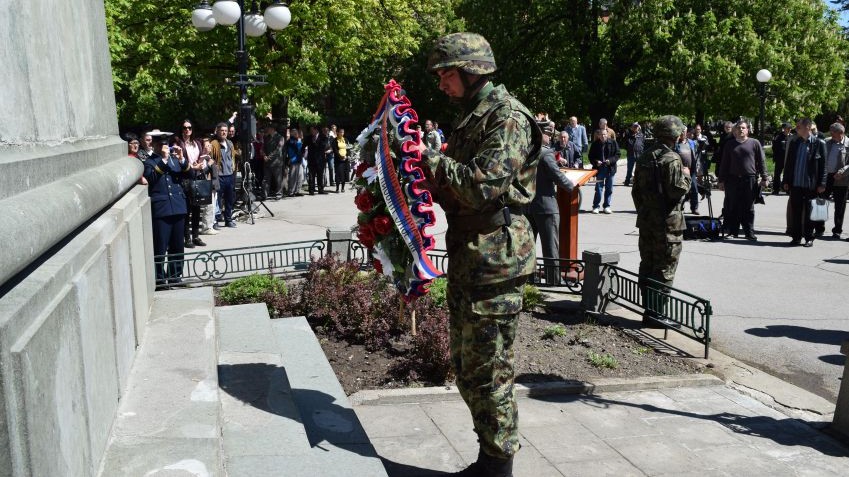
156, 239, 584, 297
598, 264, 712, 358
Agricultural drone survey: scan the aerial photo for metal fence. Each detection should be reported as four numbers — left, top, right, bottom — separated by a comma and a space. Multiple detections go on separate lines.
598, 264, 712, 358
156, 239, 583, 297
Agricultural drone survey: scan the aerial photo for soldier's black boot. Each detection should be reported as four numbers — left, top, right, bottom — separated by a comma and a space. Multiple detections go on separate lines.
451, 449, 514, 477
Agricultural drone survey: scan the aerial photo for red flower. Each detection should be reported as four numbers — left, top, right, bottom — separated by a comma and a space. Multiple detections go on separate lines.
355, 191, 375, 212
357, 223, 375, 248
373, 259, 383, 275
355, 162, 370, 178
372, 215, 393, 236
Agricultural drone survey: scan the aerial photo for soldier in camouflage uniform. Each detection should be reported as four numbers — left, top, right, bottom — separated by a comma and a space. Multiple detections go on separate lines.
632, 115, 691, 329
419, 32, 541, 477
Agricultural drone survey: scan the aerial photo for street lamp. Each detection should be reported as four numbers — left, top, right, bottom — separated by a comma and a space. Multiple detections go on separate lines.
756, 68, 772, 145
191, 0, 291, 221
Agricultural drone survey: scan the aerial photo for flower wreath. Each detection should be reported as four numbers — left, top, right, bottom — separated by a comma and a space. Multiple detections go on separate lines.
354, 80, 442, 300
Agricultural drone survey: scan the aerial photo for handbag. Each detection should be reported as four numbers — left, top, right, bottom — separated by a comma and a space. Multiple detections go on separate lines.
809, 197, 829, 222
189, 178, 213, 206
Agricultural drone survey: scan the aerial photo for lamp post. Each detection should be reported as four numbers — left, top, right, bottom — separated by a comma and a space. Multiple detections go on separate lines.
192, 0, 291, 221
756, 68, 772, 145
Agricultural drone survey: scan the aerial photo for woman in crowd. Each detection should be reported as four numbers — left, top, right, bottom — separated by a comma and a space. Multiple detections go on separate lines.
143, 136, 203, 288
588, 128, 620, 214
333, 128, 351, 192
171, 119, 206, 248
199, 136, 219, 235
126, 133, 148, 185
287, 127, 305, 196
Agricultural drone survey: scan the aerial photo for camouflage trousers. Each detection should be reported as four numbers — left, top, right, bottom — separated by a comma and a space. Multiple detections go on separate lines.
447, 278, 524, 460
637, 229, 682, 316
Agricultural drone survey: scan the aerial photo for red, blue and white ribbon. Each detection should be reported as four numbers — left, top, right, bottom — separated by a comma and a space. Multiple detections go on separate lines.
358, 80, 442, 297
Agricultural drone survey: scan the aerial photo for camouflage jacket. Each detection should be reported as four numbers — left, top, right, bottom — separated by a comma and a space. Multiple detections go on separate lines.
424, 83, 541, 286
631, 143, 691, 234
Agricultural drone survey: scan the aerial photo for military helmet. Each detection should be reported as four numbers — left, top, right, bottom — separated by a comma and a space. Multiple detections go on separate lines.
427, 32, 497, 75
654, 115, 685, 140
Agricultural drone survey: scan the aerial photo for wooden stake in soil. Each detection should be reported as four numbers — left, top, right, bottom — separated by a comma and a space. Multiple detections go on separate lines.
411, 309, 417, 336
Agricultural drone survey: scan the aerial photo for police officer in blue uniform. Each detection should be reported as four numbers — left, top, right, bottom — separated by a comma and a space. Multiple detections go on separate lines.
144, 135, 204, 287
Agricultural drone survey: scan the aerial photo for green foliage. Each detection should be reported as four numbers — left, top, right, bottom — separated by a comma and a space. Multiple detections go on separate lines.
427, 277, 448, 308
587, 351, 619, 369
632, 346, 652, 356
218, 274, 287, 312
105, 0, 461, 130
542, 324, 568, 339
456, 0, 848, 126
522, 285, 546, 311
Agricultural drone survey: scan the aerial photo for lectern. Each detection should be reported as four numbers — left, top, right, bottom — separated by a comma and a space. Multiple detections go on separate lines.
556, 169, 598, 265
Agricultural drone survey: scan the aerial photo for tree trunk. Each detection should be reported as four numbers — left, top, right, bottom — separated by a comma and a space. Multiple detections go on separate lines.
272, 96, 289, 126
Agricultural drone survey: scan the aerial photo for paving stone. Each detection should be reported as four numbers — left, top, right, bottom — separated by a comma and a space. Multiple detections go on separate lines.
603, 439, 704, 476
420, 401, 477, 460
642, 416, 746, 451
512, 440, 565, 477
553, 457, 647, 477
695, 444, 798, 476
99, 436, 221, 477
369, 433, 465, 475
354, 403, 440, 438
218, 351, 310, 457
225, 444, 387, 477
568, 404, 662, 440
217, 304, 276, 353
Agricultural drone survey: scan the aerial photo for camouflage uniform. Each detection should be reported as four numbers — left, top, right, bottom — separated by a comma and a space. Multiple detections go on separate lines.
424, 33, 541, 463
631, 116, 691, 320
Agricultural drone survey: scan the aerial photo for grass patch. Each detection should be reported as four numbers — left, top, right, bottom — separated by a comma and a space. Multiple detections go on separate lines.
542, 324, 568, 339
523, 285, 546, 311
587, 351, 619, 369
631, 346, 651, 356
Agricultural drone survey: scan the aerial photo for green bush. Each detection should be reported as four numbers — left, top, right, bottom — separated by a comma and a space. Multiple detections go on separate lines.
522, 285, 546, 311
428, 277, 448, 308
218, 274, 287, 307
587, 351, 618, 369
542, 324, 567, 339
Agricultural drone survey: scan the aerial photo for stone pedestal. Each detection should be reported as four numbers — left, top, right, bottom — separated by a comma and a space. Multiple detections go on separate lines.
581, 250, 620, 312
326, 227, 354, 260
832, 340, 849, 439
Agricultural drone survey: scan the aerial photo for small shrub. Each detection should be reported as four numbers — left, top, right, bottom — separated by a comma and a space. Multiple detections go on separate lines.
427, 277, 448, 309
218, 274, 287, 313
632, 346, 651, 356
587, 351, 619, 369
400, 296, 452, 383
542, 324, 567, 339
522, 285, 546, 311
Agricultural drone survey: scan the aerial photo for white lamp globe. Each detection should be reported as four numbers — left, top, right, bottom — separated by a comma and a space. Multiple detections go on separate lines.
192, 4, 217, 32
212, 0, 241, 26
756, 69, 772, 83
264, 2, 292, 31
244, 13, 267, 37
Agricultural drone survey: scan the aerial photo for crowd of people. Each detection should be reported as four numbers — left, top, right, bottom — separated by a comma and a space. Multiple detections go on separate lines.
125, 117, 374, 287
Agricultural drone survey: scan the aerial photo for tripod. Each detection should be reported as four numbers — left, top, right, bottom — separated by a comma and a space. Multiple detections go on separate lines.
235, 161, 274, 224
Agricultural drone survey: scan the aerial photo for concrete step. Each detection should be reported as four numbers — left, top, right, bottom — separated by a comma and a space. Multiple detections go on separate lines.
216, 305, 388, 477
98, 287, 222, 477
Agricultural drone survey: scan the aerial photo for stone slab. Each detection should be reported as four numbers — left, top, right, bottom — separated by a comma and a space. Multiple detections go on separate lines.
350, 374, 722, 406
272, 317, 371, 446
75, 253, 121, 474
217, 304, 277, 353
111, 288, 218, 440
225, 444, 387, 477
218, 351, 311, 457
107, 224, 138, 391
98, 436, 221, 477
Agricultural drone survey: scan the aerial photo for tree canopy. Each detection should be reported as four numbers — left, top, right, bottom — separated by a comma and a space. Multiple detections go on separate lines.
106, 0, 847, 133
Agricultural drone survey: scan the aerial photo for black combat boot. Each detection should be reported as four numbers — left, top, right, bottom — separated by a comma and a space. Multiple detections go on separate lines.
451, 449, 513, 477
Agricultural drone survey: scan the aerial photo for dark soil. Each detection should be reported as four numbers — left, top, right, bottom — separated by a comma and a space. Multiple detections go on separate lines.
316, 307, 703, 396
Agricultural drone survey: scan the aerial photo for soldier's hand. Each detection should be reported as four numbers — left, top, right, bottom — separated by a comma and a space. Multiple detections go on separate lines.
817, 185, 826, 194
682, 166, 690, 177
718, 182, 724, 191
783, 183, 789, 191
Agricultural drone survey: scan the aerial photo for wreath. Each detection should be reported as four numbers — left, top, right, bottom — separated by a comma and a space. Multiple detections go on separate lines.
353, 80, 442, 300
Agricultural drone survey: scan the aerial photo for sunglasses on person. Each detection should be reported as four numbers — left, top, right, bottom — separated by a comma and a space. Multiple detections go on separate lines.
182, 125, 192, 130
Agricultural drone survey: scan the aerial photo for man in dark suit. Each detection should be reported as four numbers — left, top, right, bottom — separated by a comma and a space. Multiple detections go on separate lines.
529, 121, 575, 285
304, 125, 328, 195
783, 118, 827, 247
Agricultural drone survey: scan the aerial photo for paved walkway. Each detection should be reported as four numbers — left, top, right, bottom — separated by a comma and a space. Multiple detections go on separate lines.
353, 384, 848, 476
195, 166, 849, 403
